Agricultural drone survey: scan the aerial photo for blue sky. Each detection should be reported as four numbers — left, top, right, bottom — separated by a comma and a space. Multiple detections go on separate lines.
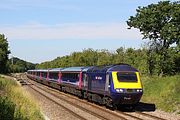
0, 0, 163, 63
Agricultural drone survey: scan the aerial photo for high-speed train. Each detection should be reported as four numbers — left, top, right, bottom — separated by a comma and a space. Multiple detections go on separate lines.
27, 64, 143, 108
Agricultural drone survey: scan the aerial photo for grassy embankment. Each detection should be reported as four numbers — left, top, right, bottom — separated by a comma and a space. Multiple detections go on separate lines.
141, 75, 180, 114
0, 75, 44, 120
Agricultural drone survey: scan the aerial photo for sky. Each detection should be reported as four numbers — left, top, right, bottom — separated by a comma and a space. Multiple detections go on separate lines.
0, 0, 164, 63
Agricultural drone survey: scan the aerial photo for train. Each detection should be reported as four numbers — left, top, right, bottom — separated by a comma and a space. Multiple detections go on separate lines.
27, 64, 143, 109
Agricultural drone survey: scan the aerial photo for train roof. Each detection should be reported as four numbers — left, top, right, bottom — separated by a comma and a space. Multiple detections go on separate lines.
27, 69, 48, 72
49, 68, 62, 72
87, 64, 138, 73
61, 67, 89, 72
39, 69, 49, 72
82, 67, 93, 72
108, 64, 138, 72
27, 64, 138, 73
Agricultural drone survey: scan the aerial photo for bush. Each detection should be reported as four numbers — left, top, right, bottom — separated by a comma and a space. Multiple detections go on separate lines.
0, 77, 44, 120
141, 75, 180, 113
0, 97, 15, 120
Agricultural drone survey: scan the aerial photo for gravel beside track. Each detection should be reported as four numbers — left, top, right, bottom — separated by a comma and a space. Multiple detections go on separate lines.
23, 86, 80, 120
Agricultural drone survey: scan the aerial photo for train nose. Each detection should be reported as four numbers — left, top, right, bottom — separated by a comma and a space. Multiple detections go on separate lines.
112, 92, 143, 105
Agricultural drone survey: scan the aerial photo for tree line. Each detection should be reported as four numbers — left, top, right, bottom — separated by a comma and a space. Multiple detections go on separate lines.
36, 47, 179, 76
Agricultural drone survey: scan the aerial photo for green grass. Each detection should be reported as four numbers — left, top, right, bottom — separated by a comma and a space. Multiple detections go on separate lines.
141, 75, 180, 113
0, 75, 44, 120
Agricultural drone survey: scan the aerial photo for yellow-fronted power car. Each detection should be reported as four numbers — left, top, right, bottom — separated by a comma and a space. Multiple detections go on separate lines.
109, 65, 143, 106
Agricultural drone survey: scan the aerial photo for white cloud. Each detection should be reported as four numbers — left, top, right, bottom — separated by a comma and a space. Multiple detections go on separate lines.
0, 23, 142, 40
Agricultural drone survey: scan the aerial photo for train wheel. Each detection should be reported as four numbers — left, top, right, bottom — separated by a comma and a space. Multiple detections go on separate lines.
105, 97, 116, 110
87, 93, 92, 102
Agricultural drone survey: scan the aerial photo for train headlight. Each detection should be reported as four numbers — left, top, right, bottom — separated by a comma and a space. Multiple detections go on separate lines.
136, 89, 143, 92
116, 89, 120, 92
116, 89, 124, 93
119, 89, 124, 92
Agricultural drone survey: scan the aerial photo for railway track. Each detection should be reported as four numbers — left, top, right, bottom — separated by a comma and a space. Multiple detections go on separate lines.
134, 112, 167, 120
28, 84, 87, 120
17, 74, 168, 120
19, 74, 127, 120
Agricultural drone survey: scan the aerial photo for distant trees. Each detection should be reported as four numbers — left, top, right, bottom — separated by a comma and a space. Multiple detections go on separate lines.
9, 57, 36, 73
36, 47, 179, 76
127, 1, 180, 75
0, 34, 10, 73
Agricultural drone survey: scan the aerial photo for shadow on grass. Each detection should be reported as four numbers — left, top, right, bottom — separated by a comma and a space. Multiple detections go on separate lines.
117, 102, 156, 112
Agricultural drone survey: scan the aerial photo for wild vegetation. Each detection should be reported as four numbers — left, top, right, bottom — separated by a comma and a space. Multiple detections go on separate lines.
141, 75, 180, 113
0, 76, 44, 120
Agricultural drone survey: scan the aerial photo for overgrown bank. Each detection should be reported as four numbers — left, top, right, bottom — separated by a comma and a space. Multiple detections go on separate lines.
0, 75, 44, 120
141, 75, 180, 114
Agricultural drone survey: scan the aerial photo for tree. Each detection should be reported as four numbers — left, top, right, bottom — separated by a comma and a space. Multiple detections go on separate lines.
127, 1, 180, 75
0, 34, 10, 73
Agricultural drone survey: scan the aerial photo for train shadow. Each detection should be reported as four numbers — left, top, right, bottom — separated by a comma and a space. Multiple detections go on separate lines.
117, 102, 156, 112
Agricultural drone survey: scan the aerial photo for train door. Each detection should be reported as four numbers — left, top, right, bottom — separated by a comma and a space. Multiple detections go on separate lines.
105, 73, 110, 92
82, 73, 87, 88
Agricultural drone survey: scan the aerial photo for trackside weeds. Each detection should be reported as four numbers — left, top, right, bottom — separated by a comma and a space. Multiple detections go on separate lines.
0, 75, 44, 120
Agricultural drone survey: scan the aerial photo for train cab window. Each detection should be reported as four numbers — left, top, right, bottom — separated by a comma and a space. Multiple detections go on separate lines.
117, 72, 137, 82
49, 72, 59, 80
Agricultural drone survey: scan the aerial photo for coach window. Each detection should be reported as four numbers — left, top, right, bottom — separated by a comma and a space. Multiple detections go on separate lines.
42, 72, 47, 78
49, 72, 59, 80
61, 73, 79, 82
37, 72, 40, 77
69, 73, 79, 82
